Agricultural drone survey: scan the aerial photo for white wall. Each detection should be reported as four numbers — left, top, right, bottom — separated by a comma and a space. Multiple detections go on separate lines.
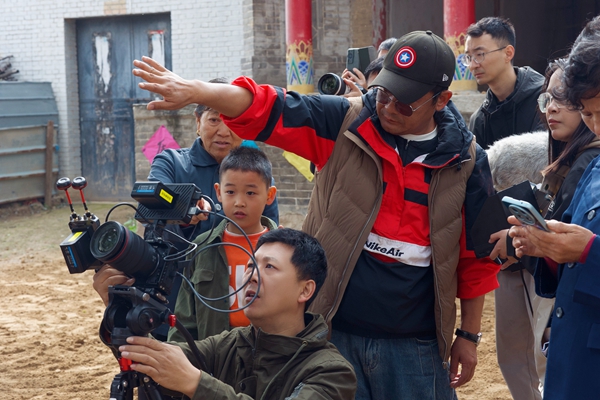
1, 0, 245, 178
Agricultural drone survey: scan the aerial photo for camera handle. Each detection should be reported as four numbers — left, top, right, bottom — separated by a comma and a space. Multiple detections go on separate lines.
72, 176, 93, 218
56, 177, 77, 219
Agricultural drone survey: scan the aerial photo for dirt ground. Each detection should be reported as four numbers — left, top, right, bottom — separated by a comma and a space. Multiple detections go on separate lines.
0, 202, 512, 399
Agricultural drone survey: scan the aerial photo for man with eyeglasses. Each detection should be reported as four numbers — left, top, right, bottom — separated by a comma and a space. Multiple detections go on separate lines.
465, 17, 545, 149
131, 30, 499, 400
465, 16, 546, 400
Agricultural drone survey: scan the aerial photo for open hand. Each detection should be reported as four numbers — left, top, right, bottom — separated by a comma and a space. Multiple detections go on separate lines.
133, 56, 195, 111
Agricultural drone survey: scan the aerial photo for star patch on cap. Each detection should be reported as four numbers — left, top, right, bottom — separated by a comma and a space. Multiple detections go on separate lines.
394, 46, 416, 69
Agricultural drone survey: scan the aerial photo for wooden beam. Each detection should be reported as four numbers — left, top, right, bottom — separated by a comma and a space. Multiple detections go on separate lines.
44, 121, 54, 208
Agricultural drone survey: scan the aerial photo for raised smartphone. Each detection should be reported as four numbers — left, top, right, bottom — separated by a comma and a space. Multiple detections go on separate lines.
502, 196, 549, 232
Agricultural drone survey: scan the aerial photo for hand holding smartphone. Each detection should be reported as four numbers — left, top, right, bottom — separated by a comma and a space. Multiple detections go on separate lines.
502, 196, 549, 232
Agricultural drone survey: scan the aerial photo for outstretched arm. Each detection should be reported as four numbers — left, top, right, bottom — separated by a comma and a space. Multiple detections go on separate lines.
132, 56, 252, 117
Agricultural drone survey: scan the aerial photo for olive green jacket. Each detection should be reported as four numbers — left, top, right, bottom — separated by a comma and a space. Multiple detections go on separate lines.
168, 216, 278, 342
177, 312, 356, 400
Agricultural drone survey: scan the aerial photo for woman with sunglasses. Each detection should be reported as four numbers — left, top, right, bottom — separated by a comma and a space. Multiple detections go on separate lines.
490, 57, 600, 396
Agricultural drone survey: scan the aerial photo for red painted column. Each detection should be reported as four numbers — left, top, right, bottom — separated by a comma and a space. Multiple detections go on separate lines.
444, 0, 477, 91
285, 0, 314, 94
373, 0, 387, 49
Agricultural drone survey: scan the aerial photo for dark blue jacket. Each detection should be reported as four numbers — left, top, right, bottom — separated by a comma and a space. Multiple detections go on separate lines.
534, 156, 600, 399
148, 137, 279, 243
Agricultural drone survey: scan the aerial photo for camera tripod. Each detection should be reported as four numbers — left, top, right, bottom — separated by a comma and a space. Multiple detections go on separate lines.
101, 285, 208, 400
109, 368, 164, 400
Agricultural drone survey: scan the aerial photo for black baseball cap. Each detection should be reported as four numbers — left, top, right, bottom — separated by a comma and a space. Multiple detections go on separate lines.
369, 30, 455, 105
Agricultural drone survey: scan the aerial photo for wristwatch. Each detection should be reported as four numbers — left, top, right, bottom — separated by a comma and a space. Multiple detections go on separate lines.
455, 328, 482, 346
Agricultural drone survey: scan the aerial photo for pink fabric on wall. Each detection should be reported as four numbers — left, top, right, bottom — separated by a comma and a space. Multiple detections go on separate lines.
142, 125, 180, 163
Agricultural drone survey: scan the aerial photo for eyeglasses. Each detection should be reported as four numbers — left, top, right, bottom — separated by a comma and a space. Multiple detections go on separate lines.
461, 46, 507, 67
375, 88, 440, 117
537, 92, 567, 113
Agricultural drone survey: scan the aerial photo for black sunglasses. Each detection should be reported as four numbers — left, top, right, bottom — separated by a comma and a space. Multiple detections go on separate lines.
375, 88, 440, 117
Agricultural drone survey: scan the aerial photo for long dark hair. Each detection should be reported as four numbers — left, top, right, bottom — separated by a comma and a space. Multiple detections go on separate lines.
541, 58, 597, 176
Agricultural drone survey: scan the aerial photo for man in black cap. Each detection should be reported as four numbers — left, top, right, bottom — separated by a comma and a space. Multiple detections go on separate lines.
131, 30, 499, 400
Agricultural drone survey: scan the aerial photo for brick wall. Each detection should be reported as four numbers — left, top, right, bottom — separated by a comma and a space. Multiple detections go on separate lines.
244, 0, 374, 86
132, 104, 197, 181
259, 145, 315, 216
1, 0, 245, 180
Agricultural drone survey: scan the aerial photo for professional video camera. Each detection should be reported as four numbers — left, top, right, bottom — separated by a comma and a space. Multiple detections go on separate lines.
317, 45, 377, 95
58, 177, 207, 399
59, 179, 203, 297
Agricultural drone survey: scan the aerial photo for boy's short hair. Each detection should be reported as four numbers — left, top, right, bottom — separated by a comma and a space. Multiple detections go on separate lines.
219, 146, 272, 188
466, 16, 516, 48
256, 229, 327, 309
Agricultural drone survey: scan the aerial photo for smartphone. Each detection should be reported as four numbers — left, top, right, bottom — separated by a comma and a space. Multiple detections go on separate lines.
502, 196, 549, 232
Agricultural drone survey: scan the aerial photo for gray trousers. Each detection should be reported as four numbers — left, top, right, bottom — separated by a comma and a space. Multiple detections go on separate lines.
495, 269, 554, 400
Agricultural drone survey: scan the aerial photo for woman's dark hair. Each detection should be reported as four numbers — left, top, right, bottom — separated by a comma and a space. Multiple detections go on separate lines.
563, 15, 600, 109
541, 58, 597, 176
194, 77, 229, 118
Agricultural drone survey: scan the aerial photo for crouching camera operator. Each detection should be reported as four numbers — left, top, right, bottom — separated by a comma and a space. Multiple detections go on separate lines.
95, 229, 357, 400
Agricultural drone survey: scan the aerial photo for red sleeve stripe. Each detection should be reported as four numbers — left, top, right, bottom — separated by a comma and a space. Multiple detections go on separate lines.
222, 77, 279, 140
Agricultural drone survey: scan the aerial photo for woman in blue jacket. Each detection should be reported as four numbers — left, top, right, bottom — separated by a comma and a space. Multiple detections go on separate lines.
509, 16, 600, 400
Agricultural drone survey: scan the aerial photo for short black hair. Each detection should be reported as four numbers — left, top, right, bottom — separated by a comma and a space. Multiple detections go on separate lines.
219, 146, 272, 188
364, 57, 384, 83
563, 15, 600, 109
378, 37, 397, 54
256, 228, 327, 309
466, 17, 516, 48
194, 77, 229, 117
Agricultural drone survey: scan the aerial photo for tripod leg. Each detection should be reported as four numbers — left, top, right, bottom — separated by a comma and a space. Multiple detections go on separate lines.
109, 371, 135, 400
138, 373, 164, 400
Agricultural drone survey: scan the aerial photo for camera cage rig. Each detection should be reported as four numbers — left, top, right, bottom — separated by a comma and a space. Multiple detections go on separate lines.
58, 177, 262, 400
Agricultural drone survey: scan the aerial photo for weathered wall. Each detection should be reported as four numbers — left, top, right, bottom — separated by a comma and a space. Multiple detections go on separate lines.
245, 0, 374, 87
132, 104, 196, 182
1, 0, 246, 181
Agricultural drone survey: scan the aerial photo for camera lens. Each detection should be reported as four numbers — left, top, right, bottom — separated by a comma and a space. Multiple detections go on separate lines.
97, 227, 119, 253
90, 221, 159, 278
317, 73, 347, 96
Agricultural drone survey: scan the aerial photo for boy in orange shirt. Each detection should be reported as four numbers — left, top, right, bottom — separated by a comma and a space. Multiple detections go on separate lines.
167, 146, 278, 341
